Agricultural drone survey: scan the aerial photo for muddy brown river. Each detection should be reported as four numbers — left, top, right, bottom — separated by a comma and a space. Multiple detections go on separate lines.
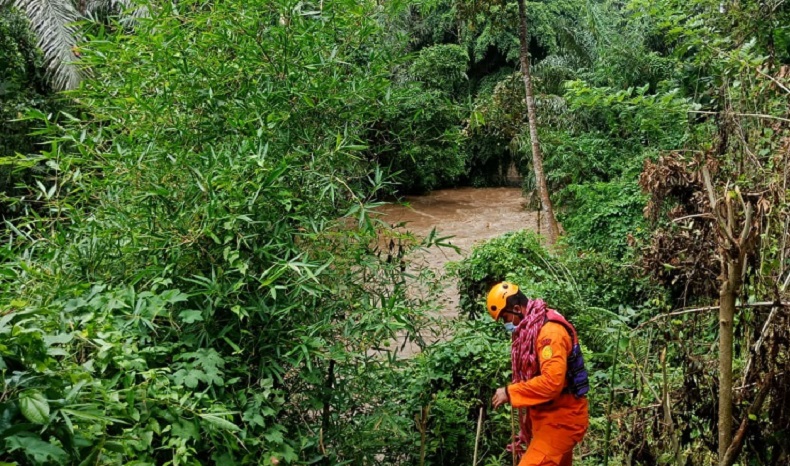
375, 187, 540, 355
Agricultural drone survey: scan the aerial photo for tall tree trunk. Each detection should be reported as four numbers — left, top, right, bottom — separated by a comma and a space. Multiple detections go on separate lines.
516, 0, 559, 244
718, 264, 738, 464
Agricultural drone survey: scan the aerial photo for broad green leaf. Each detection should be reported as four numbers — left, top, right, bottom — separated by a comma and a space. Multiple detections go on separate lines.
18, 391, 49, 425
5, 434, 67, 463
199, 413, 241, 432
264, 427, 284, 443
160, 289, 189, 304
178, 310, 204, 323
43, 332, 74, 346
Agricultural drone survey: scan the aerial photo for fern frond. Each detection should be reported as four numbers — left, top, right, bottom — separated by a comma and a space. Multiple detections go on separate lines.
13, 0, 82, 90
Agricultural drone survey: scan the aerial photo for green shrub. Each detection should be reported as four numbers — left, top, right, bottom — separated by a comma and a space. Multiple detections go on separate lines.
391, 319, 512, 465
454, 230, 584, 321
0, 7, 54, 158
372, 44, 470, 193
558, 179, 649, 260
409, 44, 469, 96
541, 130, 632, 187
377, 84, 468, 193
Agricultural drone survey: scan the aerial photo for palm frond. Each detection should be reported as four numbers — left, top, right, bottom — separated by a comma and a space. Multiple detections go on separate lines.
534, 55, 578, 95
13, 0, 82, 90
85, 0, 149, 22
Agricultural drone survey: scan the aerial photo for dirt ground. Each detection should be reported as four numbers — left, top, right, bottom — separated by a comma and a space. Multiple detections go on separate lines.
374, 187, 540, 354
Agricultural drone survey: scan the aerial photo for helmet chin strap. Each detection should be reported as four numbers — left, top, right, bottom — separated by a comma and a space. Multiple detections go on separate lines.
509, 305, 525, 322
501, 309, 524, 321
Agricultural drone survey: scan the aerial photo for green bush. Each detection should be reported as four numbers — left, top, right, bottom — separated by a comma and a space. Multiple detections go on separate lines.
409, 44, 469, 96
0, 7, 53, 158
452, 229, 657, 350
374, 44, 470, 193
541, 130, 629, 187
558, 179, 649, 260
454, 230, 584, 321
377, 84, 468, 193
392, 319, 512, 465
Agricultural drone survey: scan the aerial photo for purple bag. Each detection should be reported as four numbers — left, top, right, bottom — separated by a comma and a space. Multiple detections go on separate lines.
545, 310, 589, 398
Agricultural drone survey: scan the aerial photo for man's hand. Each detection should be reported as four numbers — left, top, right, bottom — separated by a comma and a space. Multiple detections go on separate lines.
492, 387, 509, 409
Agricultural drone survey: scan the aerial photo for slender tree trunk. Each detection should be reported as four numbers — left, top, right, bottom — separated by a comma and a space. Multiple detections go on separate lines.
703, 162, 755, 466
516, 0, 559, 244
718, 266, 737, 464
706, 170, 755, 465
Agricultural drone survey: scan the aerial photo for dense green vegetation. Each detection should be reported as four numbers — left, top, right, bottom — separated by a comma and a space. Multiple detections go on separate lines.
1, 0, 789, 465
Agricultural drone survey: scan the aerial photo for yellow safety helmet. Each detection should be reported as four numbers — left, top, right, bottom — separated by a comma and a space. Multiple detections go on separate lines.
486, 281, 519, 321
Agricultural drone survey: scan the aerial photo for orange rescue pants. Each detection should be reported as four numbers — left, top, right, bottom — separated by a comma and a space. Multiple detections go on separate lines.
518, 421, 587, 466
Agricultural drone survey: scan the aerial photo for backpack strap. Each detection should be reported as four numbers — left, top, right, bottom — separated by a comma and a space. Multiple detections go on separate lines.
543, 309, 579, 346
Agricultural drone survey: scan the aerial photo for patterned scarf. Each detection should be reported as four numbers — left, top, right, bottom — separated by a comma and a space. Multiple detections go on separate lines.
509, 298, 548, 453
511, 298, 548, 382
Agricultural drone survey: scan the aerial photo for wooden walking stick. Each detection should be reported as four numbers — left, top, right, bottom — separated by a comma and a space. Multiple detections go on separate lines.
473, 405, 484, 465
510, 407, 517, 466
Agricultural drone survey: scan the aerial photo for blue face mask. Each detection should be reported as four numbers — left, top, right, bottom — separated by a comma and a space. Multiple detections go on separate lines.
504, 322, 517, 333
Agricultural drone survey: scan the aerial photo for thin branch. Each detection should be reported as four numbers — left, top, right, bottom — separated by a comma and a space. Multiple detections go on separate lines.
726, 188, 736, 243
721, 201, 739, 248
741, 305, 780, 388
703, 166, 738, 246
689, 110, 790, 124
756, 67, 790, 95
739, 202, 753, 246
701, 165, 718, 210
781, 218, 790, 287
736, 371, 786, 391
721, 373, 773, 466
635, 302, 790, 330
661, 348, 682, 464
473, 406, 484, 466
782, 268, 790, 293
734, 186, 754, 248
628, 349, 661, 404
672, 213, 716, 223
733, 117, 762, 168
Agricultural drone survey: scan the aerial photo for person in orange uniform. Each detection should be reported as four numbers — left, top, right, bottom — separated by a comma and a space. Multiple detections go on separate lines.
487, 281, 589, 466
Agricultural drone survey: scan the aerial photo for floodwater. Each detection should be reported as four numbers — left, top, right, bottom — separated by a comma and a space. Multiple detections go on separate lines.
374, 187, 540, 354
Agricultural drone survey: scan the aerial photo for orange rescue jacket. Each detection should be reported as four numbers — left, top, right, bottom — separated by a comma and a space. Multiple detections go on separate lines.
506, 322, 589, 428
